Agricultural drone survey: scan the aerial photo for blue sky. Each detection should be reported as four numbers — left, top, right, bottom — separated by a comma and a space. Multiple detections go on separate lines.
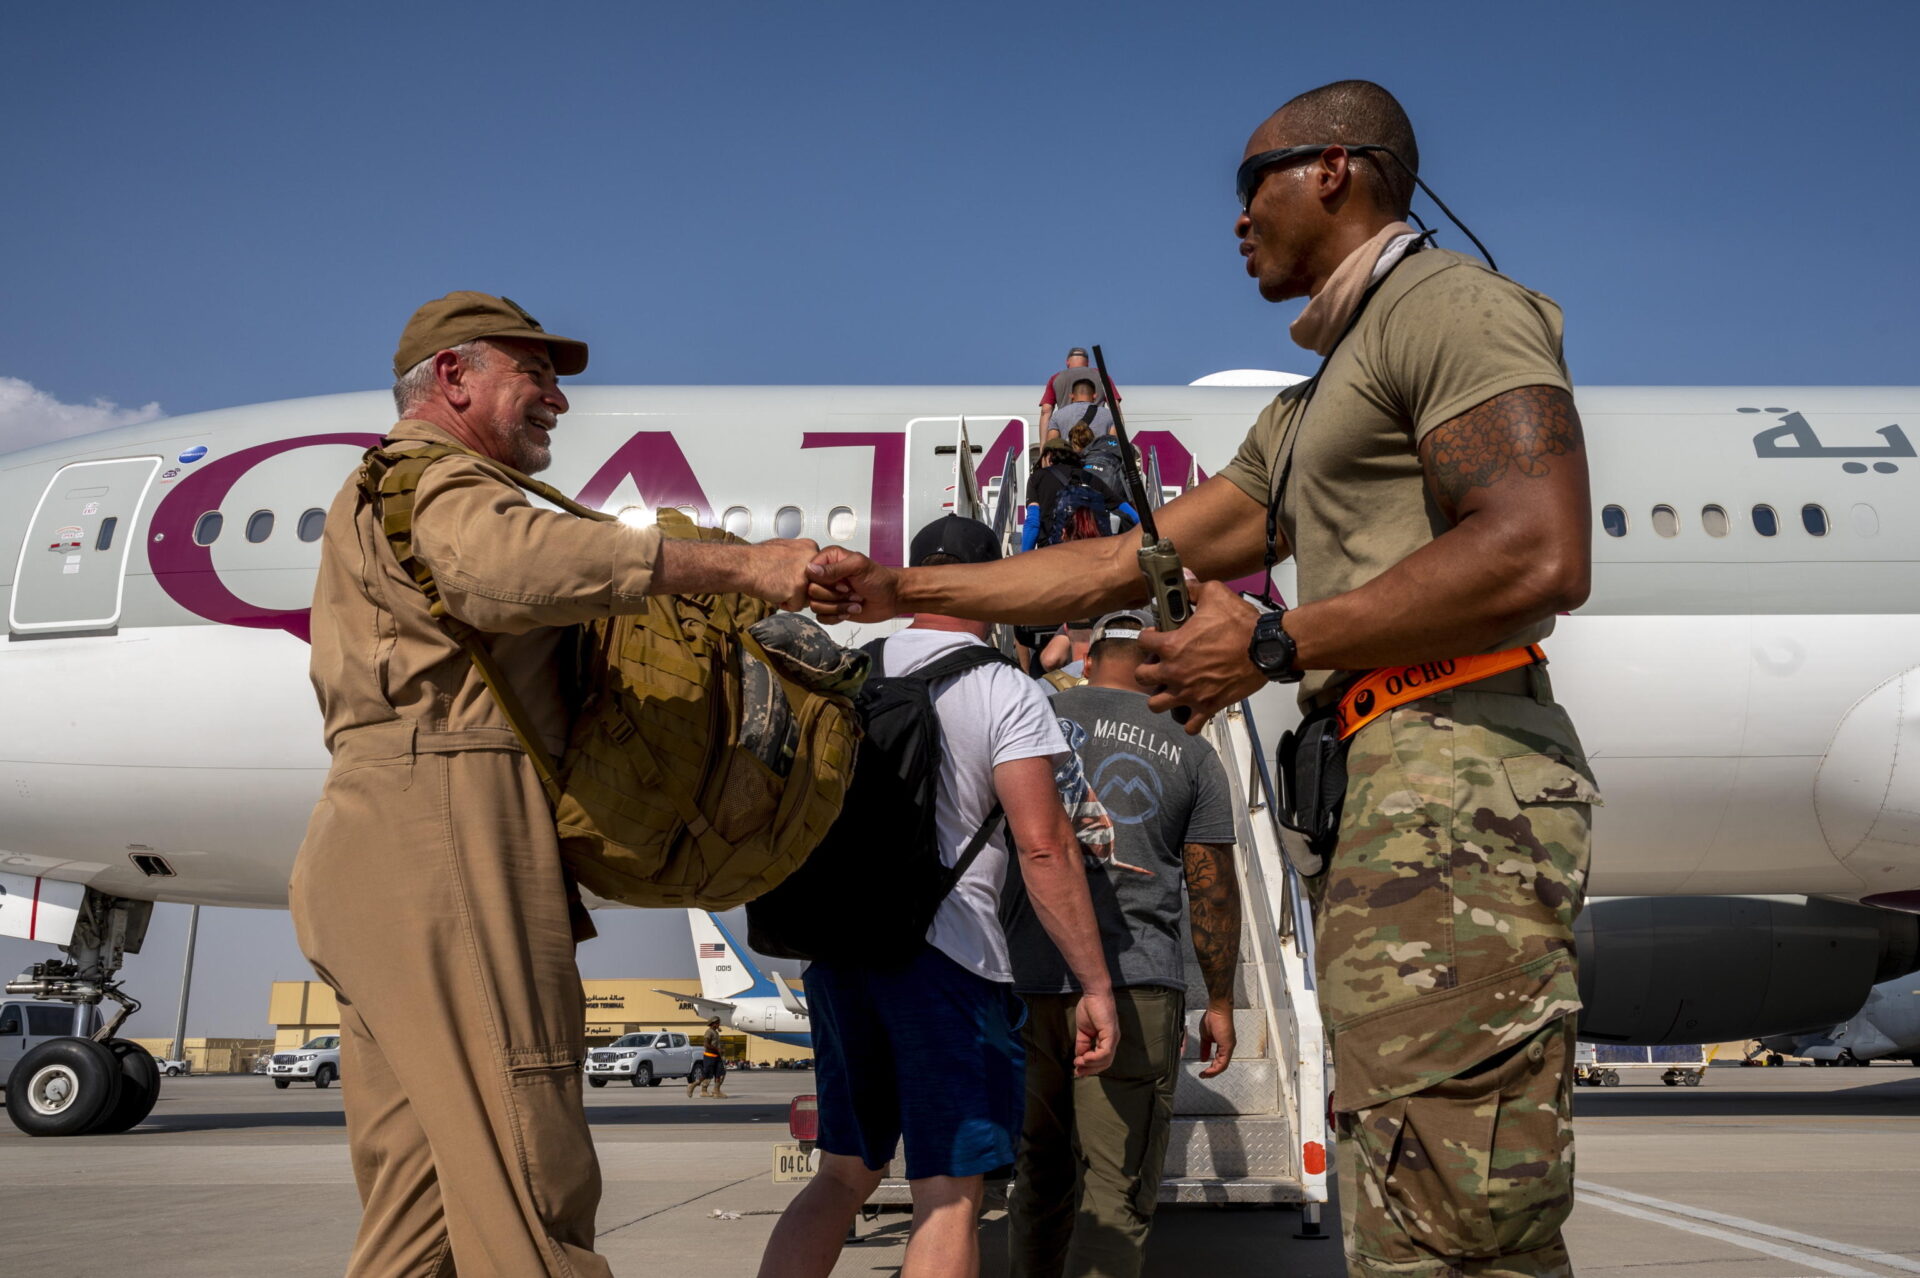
6, 1, 1918, 428
4, 2, 1918, 1036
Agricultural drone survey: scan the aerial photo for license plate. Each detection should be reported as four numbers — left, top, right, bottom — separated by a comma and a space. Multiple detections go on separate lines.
772, 1143, 819, 1182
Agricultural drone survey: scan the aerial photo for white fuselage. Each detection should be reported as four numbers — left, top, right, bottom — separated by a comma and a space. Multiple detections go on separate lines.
4, 385, 1919, 910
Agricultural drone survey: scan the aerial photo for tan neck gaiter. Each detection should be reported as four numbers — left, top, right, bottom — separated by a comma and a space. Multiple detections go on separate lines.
1288, 221, 1418, 355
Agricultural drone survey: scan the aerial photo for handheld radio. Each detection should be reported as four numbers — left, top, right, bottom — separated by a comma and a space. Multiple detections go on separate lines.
1091, 345, 1192, 723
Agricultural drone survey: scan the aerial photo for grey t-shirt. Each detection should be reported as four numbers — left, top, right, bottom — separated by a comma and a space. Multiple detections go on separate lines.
1004, 685, 1236, 994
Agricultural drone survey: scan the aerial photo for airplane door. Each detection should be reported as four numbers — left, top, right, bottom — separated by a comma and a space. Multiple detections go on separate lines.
9, 456, 162, 635
905, 416, 1025, 543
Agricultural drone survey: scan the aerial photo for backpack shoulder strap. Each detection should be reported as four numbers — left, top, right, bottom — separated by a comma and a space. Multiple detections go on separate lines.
907, 644, 1015, 685
947, 802, 1006, 891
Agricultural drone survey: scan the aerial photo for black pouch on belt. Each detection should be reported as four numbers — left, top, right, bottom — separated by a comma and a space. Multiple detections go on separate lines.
1274, 705, 1349, 878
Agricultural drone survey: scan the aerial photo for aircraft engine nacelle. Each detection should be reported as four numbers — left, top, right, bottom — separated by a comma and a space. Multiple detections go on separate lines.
1816, 666, 1920, 884
1574, 895, 1920, 1044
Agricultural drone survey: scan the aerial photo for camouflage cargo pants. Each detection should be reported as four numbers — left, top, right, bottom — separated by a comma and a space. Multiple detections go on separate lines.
1312, 670, 1599, 1278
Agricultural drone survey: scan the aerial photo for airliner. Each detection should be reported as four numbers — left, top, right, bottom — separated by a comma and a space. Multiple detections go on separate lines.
4, 381, 1920, 1114
654, 911, 810, 1050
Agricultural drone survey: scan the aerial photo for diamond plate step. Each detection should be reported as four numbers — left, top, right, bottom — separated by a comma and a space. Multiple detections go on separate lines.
1180, 1007, 1270, 1061
1160, 1115, 1295, 1179
1173, 1056, 1279, 1116
1157, 1175, 1310, 1204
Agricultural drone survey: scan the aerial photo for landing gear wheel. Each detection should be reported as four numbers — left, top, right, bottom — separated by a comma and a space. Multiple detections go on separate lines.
632, 1064, 653, 1088
273, 1078, 291, 1089
5, 1038, 125, 1137
314, 1065, 336, 1089
589, 1077, 607, 1088
89, 1040, 162, 1135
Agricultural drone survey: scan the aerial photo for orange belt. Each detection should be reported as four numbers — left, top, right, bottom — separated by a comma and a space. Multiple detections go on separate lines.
1335, 645, 1546, 740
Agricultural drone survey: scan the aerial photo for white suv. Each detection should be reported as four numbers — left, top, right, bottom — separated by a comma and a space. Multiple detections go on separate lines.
269, 1035, 342, 1089
585, 1031, 697, 1088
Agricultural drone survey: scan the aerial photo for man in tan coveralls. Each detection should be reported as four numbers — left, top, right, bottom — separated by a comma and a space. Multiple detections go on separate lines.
292, 292, 818, 1278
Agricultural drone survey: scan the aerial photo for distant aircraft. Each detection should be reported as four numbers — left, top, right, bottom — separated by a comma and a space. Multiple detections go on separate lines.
1761, 974, 1920, 1065
652, 911, 810, 1050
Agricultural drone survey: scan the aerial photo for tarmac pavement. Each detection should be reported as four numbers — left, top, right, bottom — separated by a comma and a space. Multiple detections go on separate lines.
2, 1063, 1917, 1276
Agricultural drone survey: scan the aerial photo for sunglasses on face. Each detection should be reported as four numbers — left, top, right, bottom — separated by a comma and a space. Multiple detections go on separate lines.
1235, 143, 1387, 213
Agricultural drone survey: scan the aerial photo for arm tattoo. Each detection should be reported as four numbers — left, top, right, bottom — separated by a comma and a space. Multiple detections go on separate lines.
1184, 843, 1241, 1004
1421, 385, 1583, 519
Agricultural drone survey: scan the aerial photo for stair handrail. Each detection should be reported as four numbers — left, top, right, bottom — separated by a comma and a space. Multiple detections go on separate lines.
1206, 700, 1330, 1207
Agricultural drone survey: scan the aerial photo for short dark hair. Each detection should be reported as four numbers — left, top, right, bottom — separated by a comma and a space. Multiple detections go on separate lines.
1087, 636, 1140, 665
1272, 80, 1419, 218
1071, 378, 1097, 396
919, 552, 962, 567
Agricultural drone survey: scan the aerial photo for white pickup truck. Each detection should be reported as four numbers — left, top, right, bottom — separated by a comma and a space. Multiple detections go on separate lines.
585, 1031, 698, 1088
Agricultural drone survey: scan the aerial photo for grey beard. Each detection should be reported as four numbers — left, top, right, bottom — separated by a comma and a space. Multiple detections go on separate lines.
492, 416, 552, 475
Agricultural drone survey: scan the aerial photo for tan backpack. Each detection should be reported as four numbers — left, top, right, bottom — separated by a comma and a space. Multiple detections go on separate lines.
358, 442, 865, 909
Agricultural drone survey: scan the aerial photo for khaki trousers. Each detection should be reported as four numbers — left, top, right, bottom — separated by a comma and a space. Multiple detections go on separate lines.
1008, 987, 1184, 1278
291, 724, 611, 1278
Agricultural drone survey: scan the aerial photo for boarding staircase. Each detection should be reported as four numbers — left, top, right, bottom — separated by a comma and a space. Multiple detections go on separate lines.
969, 421, 1332, 1215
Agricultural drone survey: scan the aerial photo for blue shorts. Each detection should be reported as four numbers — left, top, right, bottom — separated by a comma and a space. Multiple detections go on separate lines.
807, 944, 1026, 1181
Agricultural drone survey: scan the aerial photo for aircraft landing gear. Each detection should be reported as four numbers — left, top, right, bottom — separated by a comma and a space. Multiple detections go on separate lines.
4, 891, 162, 1137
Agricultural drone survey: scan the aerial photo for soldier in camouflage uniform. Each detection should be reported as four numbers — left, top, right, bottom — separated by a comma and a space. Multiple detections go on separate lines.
804, 79, 1596, 1276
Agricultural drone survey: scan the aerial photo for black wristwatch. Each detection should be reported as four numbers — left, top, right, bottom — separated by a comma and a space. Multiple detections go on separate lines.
1248, 607, 1303, 684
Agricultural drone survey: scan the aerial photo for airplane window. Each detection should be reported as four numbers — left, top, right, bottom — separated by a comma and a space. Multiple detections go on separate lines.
297, 508, 326, 542
827, 506, 858, 541
1651, 505, 1679, 538
676, 505, 698, 521
1701, 505, 1729, 538
94, 516, 119, 552
1852, 504, 1880, 537
246, 510, 275, 544
193, 512, 224, 545
616, 505, 651, 529
722, 506, 753, 538
1801, 504, 1829, 536
774, 506, 804, 539
1752, 505, 1778, 537
1600, 505, 1627, 537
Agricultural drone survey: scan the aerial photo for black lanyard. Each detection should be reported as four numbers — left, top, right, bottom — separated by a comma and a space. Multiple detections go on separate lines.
1259, 233, 1433, 606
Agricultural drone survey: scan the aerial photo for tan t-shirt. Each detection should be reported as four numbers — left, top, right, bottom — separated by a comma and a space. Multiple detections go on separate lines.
1217, 248, 1572, 706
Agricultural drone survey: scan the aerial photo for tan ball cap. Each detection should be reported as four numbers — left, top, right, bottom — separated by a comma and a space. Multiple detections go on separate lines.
393, 291, 589, 378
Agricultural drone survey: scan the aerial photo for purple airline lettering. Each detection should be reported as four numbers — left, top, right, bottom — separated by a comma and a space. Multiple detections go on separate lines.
150, 433, 381, 643
974, 419, 1024, 492
574, 432, 715, 522
802, 432, 905, 566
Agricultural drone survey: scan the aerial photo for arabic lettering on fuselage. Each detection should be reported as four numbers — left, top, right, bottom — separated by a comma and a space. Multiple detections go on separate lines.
1746, 407, 1913, 473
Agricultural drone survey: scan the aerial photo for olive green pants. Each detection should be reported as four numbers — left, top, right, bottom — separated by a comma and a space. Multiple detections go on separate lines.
291, 727, 610, 1278
1008, 987, 1184, 1278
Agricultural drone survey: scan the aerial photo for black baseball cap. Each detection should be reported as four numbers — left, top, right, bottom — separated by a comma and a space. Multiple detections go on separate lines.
910, 516, 1001, 566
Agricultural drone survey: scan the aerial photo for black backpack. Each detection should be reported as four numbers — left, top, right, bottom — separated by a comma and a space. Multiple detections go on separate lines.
1042, 464, 1113, 545
746, 638, 1013, 966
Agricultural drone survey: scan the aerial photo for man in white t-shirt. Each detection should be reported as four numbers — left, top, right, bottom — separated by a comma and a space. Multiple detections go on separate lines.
757, 516, 1118, 1278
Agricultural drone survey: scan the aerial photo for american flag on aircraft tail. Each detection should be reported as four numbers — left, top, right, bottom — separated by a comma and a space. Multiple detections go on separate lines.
698, 942, 726, 958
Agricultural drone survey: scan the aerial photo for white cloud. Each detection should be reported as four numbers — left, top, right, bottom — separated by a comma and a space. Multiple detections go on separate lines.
0, 376, 164, 455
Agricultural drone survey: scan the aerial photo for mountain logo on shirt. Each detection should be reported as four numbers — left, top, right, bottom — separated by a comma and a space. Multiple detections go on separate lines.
1091, 753, 1164, 825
